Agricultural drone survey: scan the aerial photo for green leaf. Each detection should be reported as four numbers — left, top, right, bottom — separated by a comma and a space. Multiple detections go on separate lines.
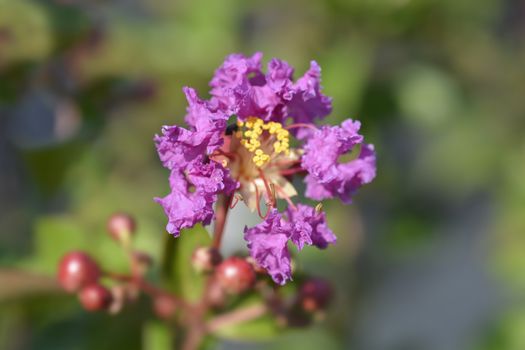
22, 215, 128, 275
168, 225, 211, 302
143, 321, 172, 350
213, 314, 280, 341
26, 216, 87, 274
271, 328, 340, 350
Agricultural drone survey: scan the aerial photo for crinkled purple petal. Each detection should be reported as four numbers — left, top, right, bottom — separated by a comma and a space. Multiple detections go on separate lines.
287, 204, 336, 249
209, 52, 264, 116
302, 119, 376, 203
266, 58, 294, 99
304, 174, 334, 201
286, 206, 313, 251
155, 89, 228, 170
156, 159, 238, 236
302, 119, 363, 179
237, 85, 282, 121
183, 87, 227, 153
244, 209, 292, 285
155, 169, 214, 237
209, 54, 331, 126
335, 143, 377, 203
210, 52, 263, 92
154, 125, 209, 170
187, 157, 239, 195
287, 61, 332, 139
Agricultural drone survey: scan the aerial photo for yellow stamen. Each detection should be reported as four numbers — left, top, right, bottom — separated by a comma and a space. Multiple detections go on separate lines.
236, 117, 291, 167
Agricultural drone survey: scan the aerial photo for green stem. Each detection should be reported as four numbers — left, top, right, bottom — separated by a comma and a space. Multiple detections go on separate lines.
161, 232, 177, 281
158, 233, 182, 349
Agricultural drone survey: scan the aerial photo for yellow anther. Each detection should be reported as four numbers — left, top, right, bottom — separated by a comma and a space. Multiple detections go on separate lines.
237, 117, 291, 168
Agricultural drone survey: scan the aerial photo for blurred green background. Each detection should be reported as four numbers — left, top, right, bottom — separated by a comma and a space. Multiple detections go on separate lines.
1, 0, 524, 349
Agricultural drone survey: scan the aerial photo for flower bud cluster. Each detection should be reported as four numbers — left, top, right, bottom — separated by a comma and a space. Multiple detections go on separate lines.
55, 210, 336, 344
57, 251, 112, 312
57, 213, 145, 313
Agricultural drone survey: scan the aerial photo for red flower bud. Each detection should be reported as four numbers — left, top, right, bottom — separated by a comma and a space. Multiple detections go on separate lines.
215, 257, 256, 294
107, 212, 136, 244
78, 284, 113, 312
298, 278, 333, 312
57, 251, 101, 293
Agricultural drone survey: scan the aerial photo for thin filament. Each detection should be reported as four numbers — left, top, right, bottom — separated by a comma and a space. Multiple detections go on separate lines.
285, 123, 319, 131
254, 182, 272, 219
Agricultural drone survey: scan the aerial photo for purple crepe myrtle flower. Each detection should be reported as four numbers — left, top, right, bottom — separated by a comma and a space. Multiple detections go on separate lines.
155, 52, 376, 284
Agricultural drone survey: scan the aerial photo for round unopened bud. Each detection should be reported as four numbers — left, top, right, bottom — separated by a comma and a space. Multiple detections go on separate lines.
191, 246, 222, 273
215, 257, 256, 294
107, 212, 136, 244
298, 278, 333, 312
79, 284, 113, 311
58, 251, 101, 293
153, 294, 178, 320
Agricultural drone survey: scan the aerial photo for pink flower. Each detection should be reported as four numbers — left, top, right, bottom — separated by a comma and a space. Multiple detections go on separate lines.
155, 53, 376, 284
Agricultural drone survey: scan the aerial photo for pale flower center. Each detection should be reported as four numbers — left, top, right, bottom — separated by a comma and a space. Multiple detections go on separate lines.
235, 117, 290, 167
212, 117, 300, 214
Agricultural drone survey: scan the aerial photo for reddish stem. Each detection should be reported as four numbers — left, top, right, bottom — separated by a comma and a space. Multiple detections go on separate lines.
254, 184, 272, 219
105, 271, 188, 309
257, 169, 275, 207
207, 303, 268, 333
212, 149, 236, 159
229, 195, 240, 209
212, 194, 231, 249
181, 326, 205, 350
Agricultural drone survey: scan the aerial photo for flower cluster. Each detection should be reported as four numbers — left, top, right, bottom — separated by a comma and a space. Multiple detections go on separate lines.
155, 53, 376, 284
